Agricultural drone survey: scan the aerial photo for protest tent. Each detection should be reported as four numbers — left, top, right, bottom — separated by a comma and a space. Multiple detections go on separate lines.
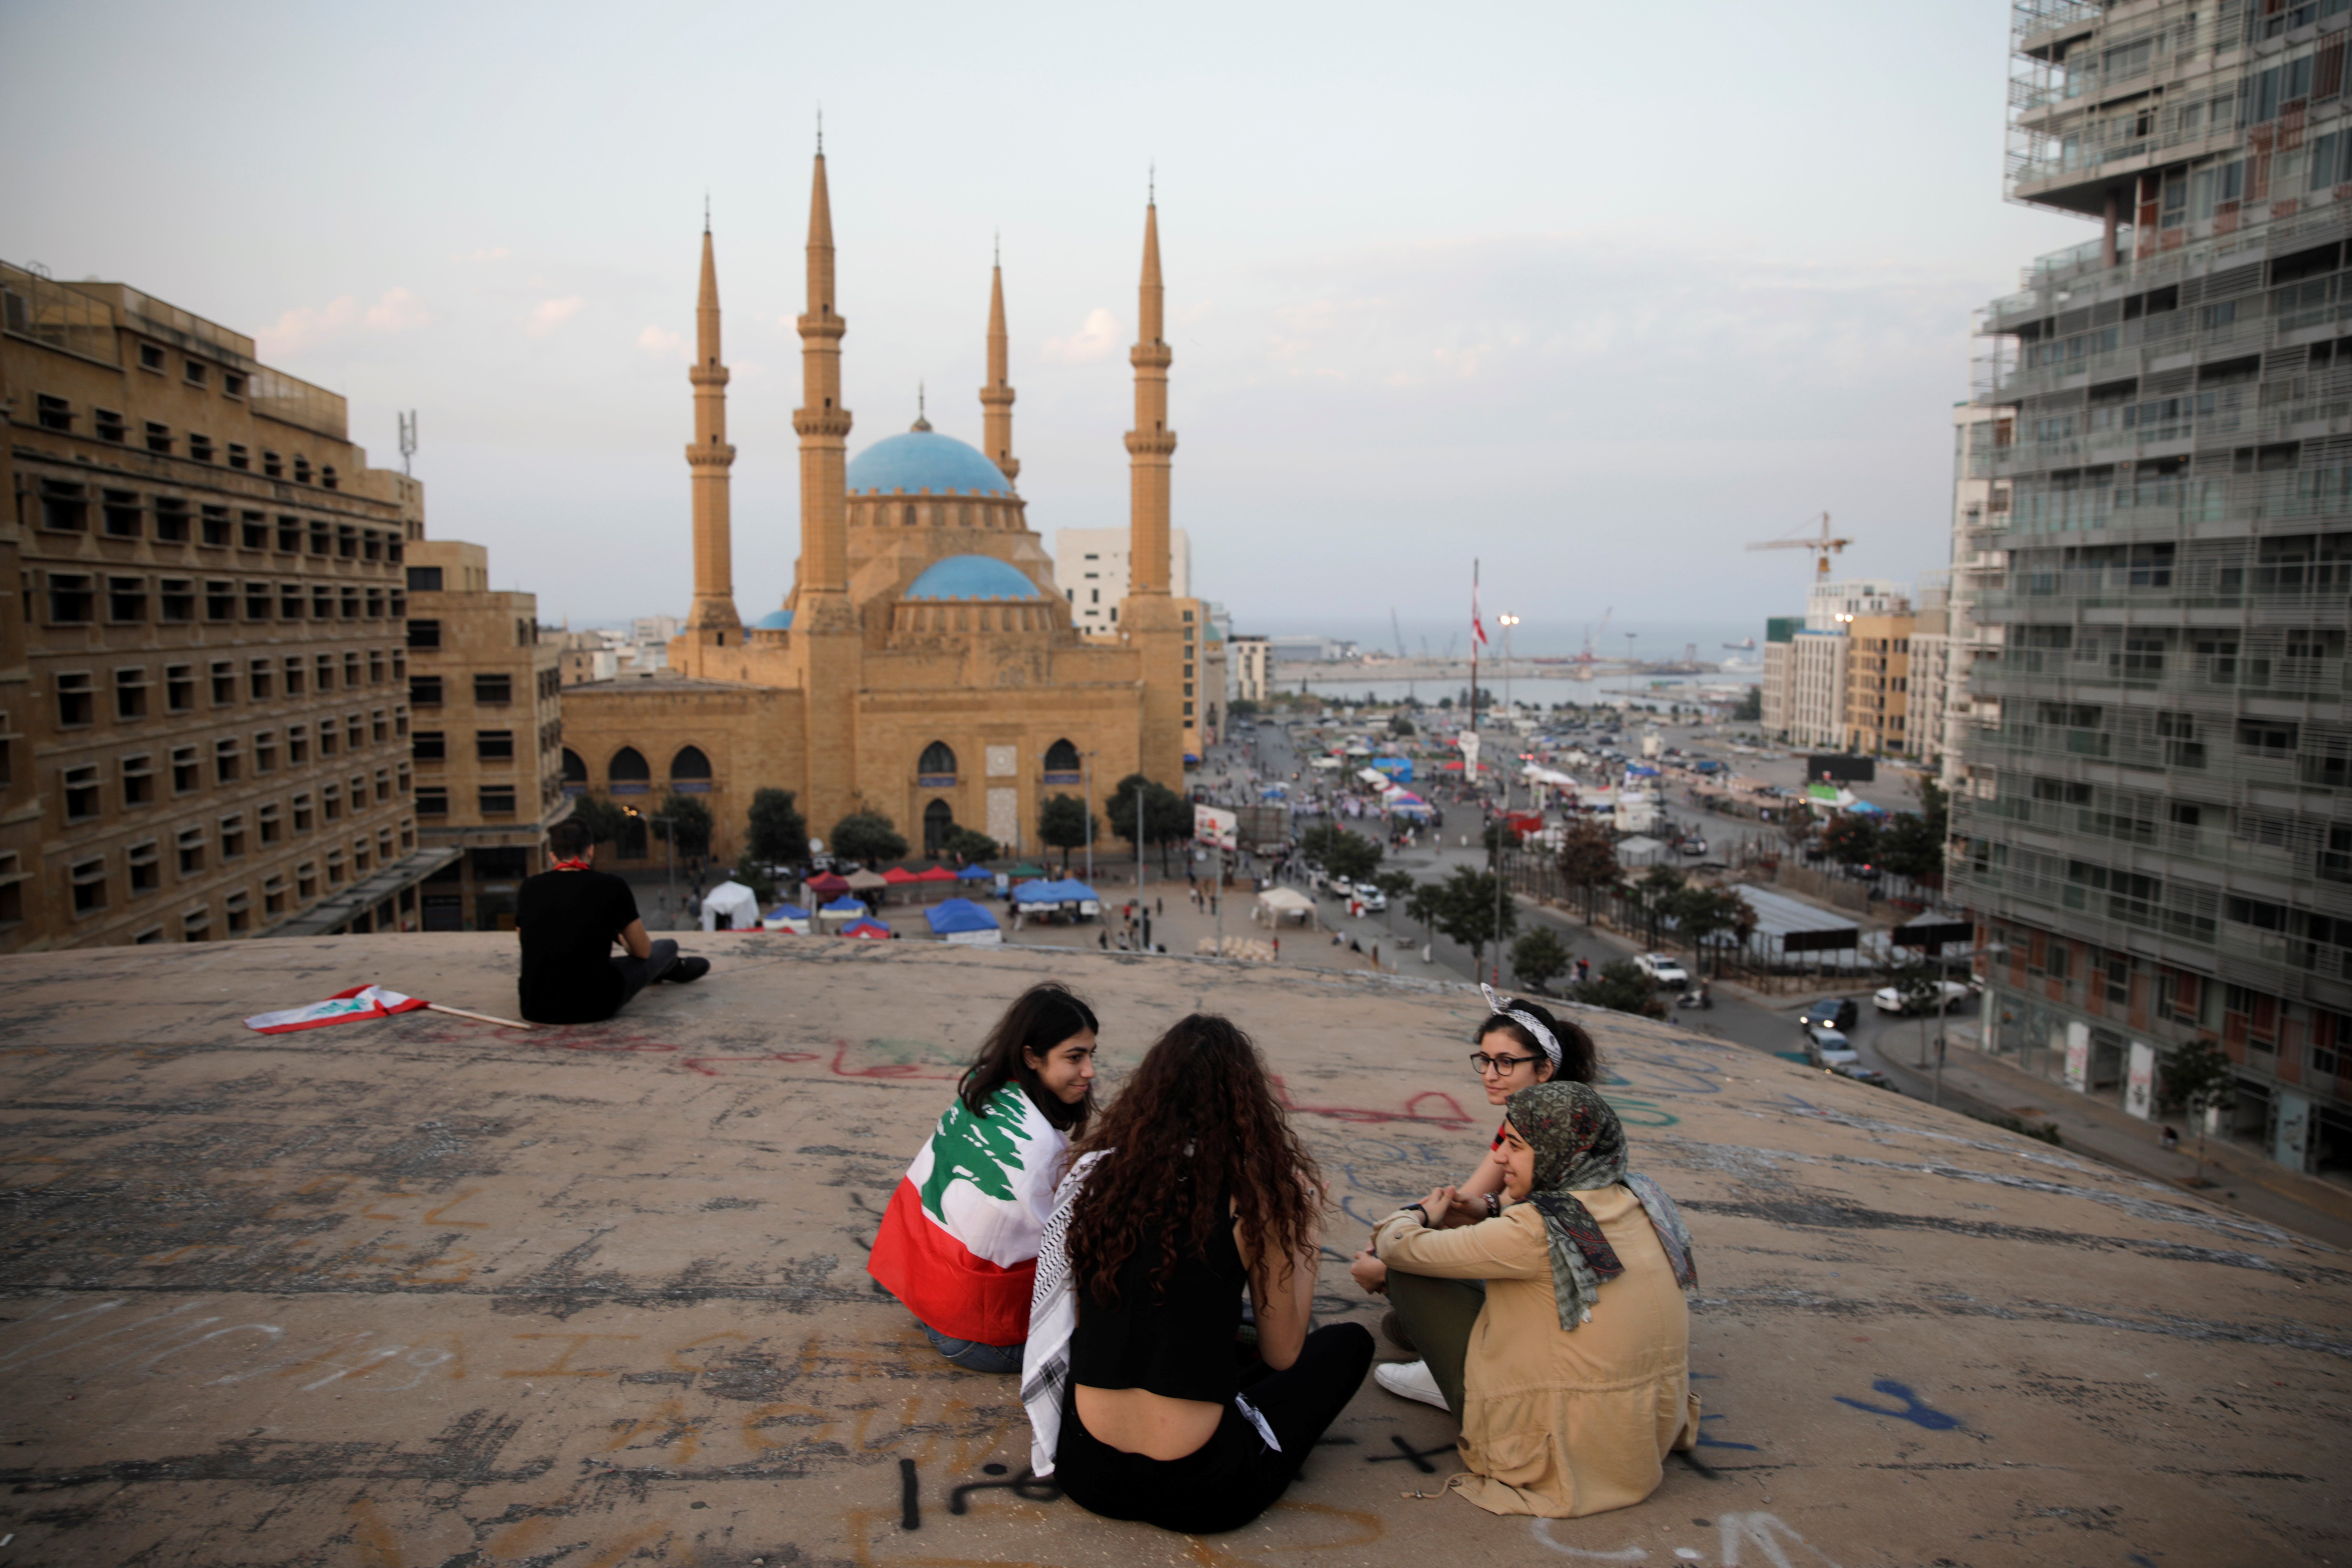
840, 918, 893, 940
804, 872, 851, 899
1255, 886, 1316, 927
817, 895, 870, 930
925, 898, 1004, 946
843, 868, 890, 894
765, 903, 812, 934
1009, 863, 1048, 879
916, 864, 959, 883
1012, 879, 1101, 917
954, 863, 995, 882
881, 866, 923, 885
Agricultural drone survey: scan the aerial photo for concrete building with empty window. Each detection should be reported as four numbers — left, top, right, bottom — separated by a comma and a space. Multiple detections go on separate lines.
1, 262, 435, 950
1955, 0, 2352, 1175
1054, 527, 1191, 634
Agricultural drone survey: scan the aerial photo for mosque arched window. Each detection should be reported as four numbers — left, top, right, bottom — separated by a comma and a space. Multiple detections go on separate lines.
609, 746, 650, 795
670, 746, 714, 793
904, 505, 918, 527
923, 799, 955, 858
918, 741, 958, 783
561, 748, 588, 797
1043, 738, 1082, 784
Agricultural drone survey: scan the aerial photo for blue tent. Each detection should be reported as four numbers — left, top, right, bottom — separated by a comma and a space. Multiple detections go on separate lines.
925, 897, 1003, 938
768, 903, 811, 920
821, 895, 869, 914
1013, 878, 1100, 907
954, 863, 995, 881
1846, 798, 1889, 815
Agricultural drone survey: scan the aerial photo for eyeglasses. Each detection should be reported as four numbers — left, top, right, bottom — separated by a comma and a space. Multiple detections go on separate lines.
1470, 1052, 1542, 1076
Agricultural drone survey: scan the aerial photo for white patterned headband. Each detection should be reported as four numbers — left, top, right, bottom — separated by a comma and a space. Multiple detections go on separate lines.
1481, 983, 1561, 1070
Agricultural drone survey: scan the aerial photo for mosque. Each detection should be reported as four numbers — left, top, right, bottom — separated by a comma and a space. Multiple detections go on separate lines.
561, 147, 1209, 864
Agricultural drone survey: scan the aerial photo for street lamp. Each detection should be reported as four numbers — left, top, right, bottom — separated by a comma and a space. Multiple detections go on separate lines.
1497, 614, 1520, 728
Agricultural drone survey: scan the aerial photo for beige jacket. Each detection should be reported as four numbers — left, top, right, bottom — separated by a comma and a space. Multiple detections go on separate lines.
1374, 1188, 1701, 1517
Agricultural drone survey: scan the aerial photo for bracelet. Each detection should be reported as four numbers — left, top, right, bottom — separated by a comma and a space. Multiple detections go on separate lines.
1404, 1203, 1430, 1225
1483, 1191, 1502, 1219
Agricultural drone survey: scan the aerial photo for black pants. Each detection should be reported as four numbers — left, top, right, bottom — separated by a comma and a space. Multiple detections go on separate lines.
1055, 1323, 1373, 1535
611, 939, 679, 1010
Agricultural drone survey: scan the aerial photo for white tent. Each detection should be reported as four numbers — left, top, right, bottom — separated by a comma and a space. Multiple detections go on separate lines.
1254, 887, 1317, 927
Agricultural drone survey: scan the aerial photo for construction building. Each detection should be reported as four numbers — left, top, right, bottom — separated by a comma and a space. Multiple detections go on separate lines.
1231, 633, 1271, 705
404, 540, 567, 931
1, 261, 437, 950
1759, 616, 1801, 739
1954, 0, 2352, 1175
1052, 527, 1191, 634
1843, 609, 1918, 756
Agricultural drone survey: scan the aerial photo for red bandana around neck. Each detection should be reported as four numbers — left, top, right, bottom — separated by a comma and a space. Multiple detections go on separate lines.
550, 857, 593, 872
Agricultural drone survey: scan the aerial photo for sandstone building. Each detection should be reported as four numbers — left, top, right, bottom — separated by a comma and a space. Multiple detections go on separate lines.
563, 152, 1202, 868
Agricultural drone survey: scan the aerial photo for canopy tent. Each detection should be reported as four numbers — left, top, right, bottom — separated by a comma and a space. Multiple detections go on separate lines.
1009, 863, 1049, 879
699, 880, 762, 933
916, 864, 960, 883
843, 868, 890, 893
1357, 767, 1392, 789
840, 918, 893, 940
954, 864, 995, 881
816, 895, 870, 930
1310, 756, 1342, 771
764, 903, 812, 935
1845, 798, 1889, 815
1254, 886, 1316, 926
1013, 879, 1101, 914
804, 872, 851, 897
925, 898, 1004, 946
1522, 764, 1579, 789
881, 866, 923, 885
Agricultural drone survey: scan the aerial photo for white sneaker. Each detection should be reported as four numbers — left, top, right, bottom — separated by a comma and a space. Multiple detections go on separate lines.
1374, 1359, 1449, 1410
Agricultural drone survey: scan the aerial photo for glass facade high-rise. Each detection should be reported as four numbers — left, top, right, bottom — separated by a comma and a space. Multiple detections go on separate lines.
1956, 1, 2352, 1175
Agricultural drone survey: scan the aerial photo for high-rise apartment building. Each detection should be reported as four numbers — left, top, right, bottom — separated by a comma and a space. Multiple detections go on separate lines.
1053, 527, 1190, 633
1231, 634, 1271, 705
1759, 616, 1801, 740
1956, 0, 2352, 1174
1844, 611, 1918, 755
1941, 405, 2014, 792
2, 264, 434, 950
404, 540, 566, 931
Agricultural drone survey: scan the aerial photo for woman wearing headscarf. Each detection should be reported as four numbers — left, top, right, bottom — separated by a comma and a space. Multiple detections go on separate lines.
1355, 1081, 1701, 1518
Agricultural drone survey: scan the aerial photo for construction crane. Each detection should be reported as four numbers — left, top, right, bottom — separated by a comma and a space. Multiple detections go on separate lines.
1748, 511, 1853, 579
1391, 607, 1408, 660
1573, 606, 1613, 679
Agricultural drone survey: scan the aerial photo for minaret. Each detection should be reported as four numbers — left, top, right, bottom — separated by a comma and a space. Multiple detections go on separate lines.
684, 208, 741, 649
1120, 185, 1187, 783
980, 244, 1018, 484
792, 132, 860, 835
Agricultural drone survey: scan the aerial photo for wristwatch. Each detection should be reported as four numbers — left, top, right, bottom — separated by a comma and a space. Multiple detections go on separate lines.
1404, 1203, 1431, 1225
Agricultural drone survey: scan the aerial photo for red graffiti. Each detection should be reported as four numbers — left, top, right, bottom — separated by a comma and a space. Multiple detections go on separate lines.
678, 1050, 820, 1078
828, 1042, 960, 1082
1271, 1078, 1475, 1129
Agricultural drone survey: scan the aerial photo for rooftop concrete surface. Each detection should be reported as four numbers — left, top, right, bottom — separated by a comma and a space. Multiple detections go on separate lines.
1, 935, 2345, 1567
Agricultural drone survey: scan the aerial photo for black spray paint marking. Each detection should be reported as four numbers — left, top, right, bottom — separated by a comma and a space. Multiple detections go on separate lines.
899, 1456, 919, 1530
1834, 1379, 1961, 1431
947, 1468, 1062, 1514
1367, 1436, 1455, 1472
1698, 1413, 1759, 1450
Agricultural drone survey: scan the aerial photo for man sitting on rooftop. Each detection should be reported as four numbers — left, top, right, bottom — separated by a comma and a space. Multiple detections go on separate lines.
516, 818, 708, 1025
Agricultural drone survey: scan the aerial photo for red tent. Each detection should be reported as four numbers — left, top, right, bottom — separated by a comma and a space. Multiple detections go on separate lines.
916, 865, 959, 882
881, 866, 923, 884
805, 872, 851, 896
841, 918, 893, 939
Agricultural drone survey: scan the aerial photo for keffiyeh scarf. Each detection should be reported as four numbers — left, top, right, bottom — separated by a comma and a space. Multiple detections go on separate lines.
1019, 1150, 1103, 1478
1503, 1082, 1698, 1332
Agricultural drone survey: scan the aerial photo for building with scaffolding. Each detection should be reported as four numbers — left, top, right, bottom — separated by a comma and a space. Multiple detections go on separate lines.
1954, 0, 2352, 1176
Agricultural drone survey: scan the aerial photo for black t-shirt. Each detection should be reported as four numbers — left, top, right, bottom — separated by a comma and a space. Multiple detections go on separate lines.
1069, 1183, 1247, 1405
515, 869, 639, 1024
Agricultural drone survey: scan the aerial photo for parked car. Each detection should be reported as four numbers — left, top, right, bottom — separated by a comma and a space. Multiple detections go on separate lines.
1356, 886, 1387, 912
1805, 1029, 1860, 1069
1679, 838, 1709, 858
1872, 981, 1972, 1016
1800, 997, 1858, 1033
1328, 878, 1353, 898
1635, 952, 1690, 988
1830, 1062, 1898, 1091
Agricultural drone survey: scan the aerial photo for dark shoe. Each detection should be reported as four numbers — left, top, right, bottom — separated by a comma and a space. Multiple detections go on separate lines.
1381, 1308, 1417, 1354
665, 957, 712, 983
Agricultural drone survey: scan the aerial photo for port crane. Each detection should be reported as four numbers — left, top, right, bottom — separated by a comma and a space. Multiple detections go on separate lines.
1573, 606, 1613, 680
1747, 511, 1853, 579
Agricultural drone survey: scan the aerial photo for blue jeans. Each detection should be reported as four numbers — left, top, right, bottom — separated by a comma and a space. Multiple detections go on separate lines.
922, 1322, 1023, 1374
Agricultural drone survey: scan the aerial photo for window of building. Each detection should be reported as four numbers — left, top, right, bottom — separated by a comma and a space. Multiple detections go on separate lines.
474, 673, 513, 705
69, 857, 106, 916
245, 582, 272, 620
183, 906, 211, 942
114, 667, 149, 721
315, 654, 335, 692
171, 745, 199, 793
127, 839, 158, 894
102, 490, 142, 537
214, 738, 240, 785
365, 588, 385, 619
297, 862, 317, 899
476, 730, 514, 762
295, 456, 314, 486
374, 767, 391, 803
293, 792, 314, 832
176, 827, 205, 876
264, 451, 284, 479
229, 444, 251, 473
94, 408, 125, 442
282, 658, 304, 698
205, 581, 234, 622
324, 850, 344, 886
915, 741, 956, 780
184, 359, 208, 388
318, 720, 338, 758
55, 671, 93, 727
479, 785, 518, 815
369, 650, 386, 684
323, 784, 343, 822
225, 891, 250, 935
340, 587, 360, 620
263, 874, 287, 916
2239, 718, 2299, 757
136, 342, 166, 371
189, 434, 215, 464
162, 664, 192, 713
63, 765, 99, 822
346, 715, 364, 752
370, 710, 387, 743
415, 786, 449, 817
411, 676, 443, 706
363, 531, 383, 562
408, 619, 441, 649
205, 661, 232, 706
258, 803, 282, 845
352, 839, 371, 874
121, 754, 154, 808
343, 651, 362, 688
220, 813, 246, 859
287, 723, 309, 764
142, 421, 174, 454
311, 586, 334, 621
35, 392, 72, 430
247, 659, 273, 701
322, 466, 339, 491
254, 730, 277, 773
48, 574, 94, 625
37, 480, 87, 533
275, 514, 299, 552
154, 498, 189, 542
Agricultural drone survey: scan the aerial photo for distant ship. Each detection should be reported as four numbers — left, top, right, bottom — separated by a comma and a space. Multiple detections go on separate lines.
1722, 637, 1756, 651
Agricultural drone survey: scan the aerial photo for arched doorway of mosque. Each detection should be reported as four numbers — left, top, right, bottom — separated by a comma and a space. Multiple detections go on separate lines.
924, 799, 955, 859
1043, 738, 1082, 785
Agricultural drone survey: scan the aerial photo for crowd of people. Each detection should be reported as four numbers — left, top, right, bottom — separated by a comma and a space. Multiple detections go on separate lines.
865, 980, 1702, 1531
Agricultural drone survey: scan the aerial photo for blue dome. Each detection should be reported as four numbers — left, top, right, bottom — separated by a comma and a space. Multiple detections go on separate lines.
847, 430, 1013, 497
905, 554, 1044, 602
751, 609, 794, 630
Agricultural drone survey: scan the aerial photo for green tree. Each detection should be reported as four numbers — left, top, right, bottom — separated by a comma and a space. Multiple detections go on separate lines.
1231, 698, 1260, 718
1732, 686, 1763, 722
942, 826, 999, 865
1388, 714, 1416, 738
1106, 773, 1191, 874
1510, 925, 1573, 994
1405, 878, 1448, 941
1434, 866, 1518, 979
1320, 829, 1383, 884
655, 793, 715, 861
1373, 869, 1416, 904
2156, 1036, 2238, 1181
1573, 957, 1668, 1020
1037, 793, 1097, 873
745, 788, 809, 869
1554, 818, 1622, 920
568, 794, 629, 848
1667, 884, 1756, 976
831, 808, 909, 867
1482, 820, 1523, 853
1823, 812, 1882, 869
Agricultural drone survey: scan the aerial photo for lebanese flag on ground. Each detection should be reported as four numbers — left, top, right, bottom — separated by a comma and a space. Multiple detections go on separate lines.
867, 1083, 1068, 1347
244, 984, 429, 1035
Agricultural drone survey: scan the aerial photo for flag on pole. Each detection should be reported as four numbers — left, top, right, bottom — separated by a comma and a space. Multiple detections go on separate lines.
244, 984, 429, 1035
1472, 568, 1488, 646
867, 1083, 1069, 1346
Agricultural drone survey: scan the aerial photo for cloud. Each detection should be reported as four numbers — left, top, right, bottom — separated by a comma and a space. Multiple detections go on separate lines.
256, 287, 430, 357
526, 296, 586, 336
1043, 307, 1120, 362
638, 324, 684, 358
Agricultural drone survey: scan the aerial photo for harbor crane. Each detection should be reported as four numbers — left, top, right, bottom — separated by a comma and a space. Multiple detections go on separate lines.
1748, 511, 1853, 579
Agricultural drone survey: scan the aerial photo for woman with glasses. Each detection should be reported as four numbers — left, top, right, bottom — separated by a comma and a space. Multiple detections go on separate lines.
1352, 985, 1597, 1409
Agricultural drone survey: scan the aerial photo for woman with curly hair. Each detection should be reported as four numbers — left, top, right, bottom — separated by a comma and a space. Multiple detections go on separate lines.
1021, 1014, 1373, 1535
1357, 1080, 1700, 1518
867, 982, 1100, 1373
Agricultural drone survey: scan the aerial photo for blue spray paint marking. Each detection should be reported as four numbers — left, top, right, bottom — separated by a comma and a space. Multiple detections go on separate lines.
1833, 1379, 1962, 1431
1696, 1413, 1759, 1451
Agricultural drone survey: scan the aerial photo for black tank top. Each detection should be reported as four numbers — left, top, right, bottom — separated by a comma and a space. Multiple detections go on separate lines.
1069, 1185, 1247, 1405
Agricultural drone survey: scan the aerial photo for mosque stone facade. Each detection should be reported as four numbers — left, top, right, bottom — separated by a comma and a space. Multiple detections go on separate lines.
562, 150, 1196, 867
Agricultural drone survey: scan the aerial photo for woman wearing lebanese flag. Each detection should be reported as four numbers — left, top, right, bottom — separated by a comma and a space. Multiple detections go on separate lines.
868, 982, 1100, 1372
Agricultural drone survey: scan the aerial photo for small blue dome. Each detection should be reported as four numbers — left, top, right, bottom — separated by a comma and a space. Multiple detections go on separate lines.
847, 430, 1012, 498
905, 555, 1044, 602
751, 609, 794, 631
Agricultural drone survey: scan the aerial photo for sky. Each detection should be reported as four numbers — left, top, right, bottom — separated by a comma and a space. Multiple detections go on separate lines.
2, 0, 2093, 648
